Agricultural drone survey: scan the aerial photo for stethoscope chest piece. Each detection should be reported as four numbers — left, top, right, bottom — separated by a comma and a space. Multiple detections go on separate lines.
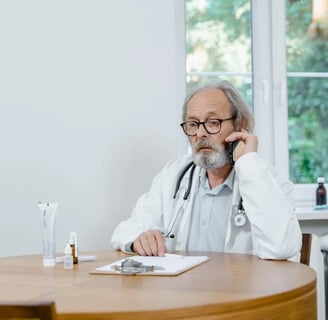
232, 198, 247, 227
232, 208, 247, 227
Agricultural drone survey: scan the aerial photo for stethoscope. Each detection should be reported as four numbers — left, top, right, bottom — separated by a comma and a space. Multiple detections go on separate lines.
164, 161, 248, 239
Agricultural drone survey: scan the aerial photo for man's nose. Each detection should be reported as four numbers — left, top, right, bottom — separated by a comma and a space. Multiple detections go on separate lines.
196, 123, 209, 137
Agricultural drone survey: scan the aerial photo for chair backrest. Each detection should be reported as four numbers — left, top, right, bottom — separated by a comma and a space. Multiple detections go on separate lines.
0, 301, 57, 320
301, 233, 312, 265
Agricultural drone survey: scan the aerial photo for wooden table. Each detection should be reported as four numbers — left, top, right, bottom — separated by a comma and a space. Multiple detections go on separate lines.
0, 251, 316, 320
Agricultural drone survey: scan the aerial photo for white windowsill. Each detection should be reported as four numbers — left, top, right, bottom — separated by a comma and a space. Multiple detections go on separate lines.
295, 207, 328, 221
293, 184, 328, 220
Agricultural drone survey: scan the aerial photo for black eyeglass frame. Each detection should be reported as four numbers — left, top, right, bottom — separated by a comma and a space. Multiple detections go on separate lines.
180, 117, 235, 136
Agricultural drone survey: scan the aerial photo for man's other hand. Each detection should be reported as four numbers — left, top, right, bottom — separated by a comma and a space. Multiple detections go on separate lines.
132, 229, 167, 256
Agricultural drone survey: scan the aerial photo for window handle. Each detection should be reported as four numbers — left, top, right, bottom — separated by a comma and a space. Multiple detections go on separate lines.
279, 78, 286, 108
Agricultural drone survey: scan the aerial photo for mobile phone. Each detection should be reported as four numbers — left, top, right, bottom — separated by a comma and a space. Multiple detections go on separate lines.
227, 141, 239, 166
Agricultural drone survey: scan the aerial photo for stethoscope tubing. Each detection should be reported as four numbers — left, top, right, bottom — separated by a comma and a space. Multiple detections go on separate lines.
173, 161, 195, 200
166, 162, 247, 238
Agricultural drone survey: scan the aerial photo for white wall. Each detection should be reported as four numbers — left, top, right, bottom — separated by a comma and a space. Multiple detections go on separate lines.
0, 0, 186, 257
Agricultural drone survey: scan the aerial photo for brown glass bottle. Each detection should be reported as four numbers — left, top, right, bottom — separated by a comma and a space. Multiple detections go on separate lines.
316, 177, 327, 206
70, 244, 78, 264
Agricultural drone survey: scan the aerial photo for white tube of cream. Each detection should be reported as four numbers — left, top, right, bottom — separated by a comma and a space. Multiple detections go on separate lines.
38, 202, 58, 267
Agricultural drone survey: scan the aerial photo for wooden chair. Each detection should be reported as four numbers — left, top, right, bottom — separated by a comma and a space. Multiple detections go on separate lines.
300, 233, 312, 265
300, 233, 326, 320
0, 301, 57, 320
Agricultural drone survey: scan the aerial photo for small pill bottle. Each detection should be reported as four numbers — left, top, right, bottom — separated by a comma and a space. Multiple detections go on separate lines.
63, 243, 73, 270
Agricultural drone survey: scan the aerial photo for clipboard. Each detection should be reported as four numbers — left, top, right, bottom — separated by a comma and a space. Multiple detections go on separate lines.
90, 253, 209, 276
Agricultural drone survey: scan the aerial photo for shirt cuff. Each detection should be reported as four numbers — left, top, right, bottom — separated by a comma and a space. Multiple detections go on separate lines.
124, 242, 135, 253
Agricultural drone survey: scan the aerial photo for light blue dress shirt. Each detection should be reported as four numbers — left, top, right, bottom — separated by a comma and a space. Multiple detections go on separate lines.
186, 169, 234, 252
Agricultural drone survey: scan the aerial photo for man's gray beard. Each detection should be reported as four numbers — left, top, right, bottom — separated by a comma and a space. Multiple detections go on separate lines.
192, 140, 229, 169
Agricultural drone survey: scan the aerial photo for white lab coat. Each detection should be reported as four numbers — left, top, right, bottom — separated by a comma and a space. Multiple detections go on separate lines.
111, 152, 302, 261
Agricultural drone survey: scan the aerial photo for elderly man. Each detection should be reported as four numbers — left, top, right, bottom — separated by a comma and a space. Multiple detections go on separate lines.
111, 80, 302, 261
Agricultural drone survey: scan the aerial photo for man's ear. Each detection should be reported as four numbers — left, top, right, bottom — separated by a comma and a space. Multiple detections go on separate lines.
233, 118, 241, 131
234, 118, 248, 132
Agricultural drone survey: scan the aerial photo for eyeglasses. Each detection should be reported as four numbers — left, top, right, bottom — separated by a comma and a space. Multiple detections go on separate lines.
180, 117, 235, 136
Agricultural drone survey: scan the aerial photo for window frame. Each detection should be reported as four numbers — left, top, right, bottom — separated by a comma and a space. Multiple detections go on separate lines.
252, 0, 319, 207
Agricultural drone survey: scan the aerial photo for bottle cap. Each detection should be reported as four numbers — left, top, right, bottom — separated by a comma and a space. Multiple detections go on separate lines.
64, 243, 72, 255
317, 177, 325, 183
69, 231, 77, 245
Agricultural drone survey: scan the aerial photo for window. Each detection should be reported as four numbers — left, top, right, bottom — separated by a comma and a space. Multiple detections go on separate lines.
185, 0, 252, 106
286, 0, 328, 183
185, 0, 328, 206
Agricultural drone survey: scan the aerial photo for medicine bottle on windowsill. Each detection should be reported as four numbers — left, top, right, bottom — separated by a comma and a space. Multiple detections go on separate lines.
315, 177, 327, 209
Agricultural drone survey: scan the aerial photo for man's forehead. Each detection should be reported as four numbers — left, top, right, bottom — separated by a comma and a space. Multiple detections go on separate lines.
187, 88, 229, 111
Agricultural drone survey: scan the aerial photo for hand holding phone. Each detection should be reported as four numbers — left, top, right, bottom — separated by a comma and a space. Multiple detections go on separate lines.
227, 140, 239, 166
225, 130, 258, 165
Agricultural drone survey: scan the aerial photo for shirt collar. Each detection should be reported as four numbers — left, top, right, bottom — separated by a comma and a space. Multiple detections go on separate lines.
199, 167, 235, 195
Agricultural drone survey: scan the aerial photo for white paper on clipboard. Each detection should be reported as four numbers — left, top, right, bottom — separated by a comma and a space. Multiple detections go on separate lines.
90, 253, 209, 276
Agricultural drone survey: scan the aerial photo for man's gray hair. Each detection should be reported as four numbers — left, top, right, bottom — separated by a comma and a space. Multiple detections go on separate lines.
182, 80, 254, 132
